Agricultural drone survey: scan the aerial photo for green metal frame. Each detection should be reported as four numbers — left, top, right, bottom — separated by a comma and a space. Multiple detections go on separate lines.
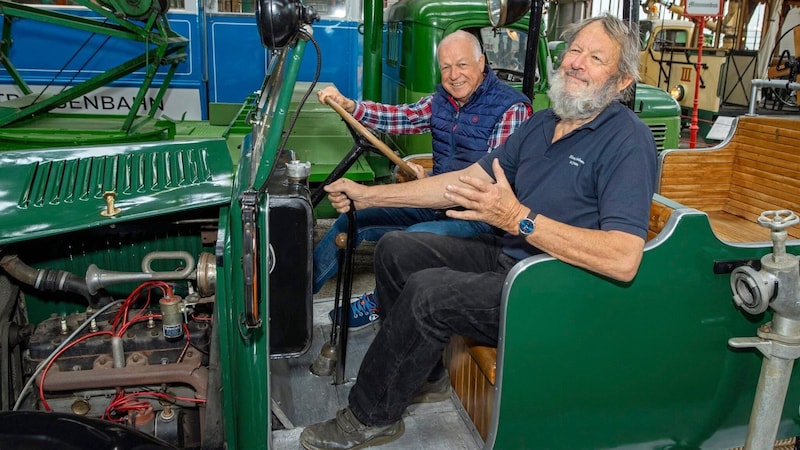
215, 39, 308, 450
0, 0, 186, 134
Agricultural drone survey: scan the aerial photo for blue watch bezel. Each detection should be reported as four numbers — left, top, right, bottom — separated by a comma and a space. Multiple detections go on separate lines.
519, 214, 536, 236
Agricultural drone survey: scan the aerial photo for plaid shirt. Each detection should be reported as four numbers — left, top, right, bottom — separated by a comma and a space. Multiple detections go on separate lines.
352, 94, 531, 150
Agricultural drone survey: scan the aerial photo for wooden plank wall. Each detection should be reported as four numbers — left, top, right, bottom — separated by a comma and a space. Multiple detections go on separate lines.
658, 115, 800, 241
659, 146, 735, 212
726, 117, 800, 239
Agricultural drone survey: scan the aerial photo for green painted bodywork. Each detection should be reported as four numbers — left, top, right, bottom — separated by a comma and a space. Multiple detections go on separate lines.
214, 40, 310, 450
0, 1, 791, 448
493, 195, 800, 449
0, 137, 233, 246
284, 83, 375, 184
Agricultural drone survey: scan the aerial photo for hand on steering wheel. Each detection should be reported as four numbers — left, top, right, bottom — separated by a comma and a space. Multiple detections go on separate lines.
325, 99, 418, 180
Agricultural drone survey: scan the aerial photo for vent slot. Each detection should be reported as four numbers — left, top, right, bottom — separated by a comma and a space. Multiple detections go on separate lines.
18, 147, 214, 209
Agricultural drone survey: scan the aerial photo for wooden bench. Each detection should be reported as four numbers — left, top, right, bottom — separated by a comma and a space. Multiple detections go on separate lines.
658, 115, 800, 243
445, 198, 675, 442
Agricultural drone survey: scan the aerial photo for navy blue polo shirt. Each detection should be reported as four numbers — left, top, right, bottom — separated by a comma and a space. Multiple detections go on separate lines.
477, 101, 657, 261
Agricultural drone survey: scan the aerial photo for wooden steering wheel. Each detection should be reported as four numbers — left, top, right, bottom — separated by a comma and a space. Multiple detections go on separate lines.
325, 99, 418, 179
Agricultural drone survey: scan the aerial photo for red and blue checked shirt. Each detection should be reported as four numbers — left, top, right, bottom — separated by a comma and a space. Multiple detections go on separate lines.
351, 94, 531, 151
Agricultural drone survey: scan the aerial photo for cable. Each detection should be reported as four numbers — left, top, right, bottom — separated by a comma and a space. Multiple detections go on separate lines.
38, 330, 114, 411
13, 299, 123, 411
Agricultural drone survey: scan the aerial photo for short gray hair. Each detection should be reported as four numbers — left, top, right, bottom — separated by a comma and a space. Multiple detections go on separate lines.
560, 14, 640, 84
437, 30, 483, 63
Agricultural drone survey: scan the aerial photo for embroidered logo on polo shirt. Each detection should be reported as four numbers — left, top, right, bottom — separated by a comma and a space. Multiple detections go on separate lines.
569, 155, 585, 167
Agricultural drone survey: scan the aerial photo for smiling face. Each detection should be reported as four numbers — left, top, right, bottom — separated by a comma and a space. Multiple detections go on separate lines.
548, 21, 634, 120
558, 21, 633, 100
437, 33, 486, 105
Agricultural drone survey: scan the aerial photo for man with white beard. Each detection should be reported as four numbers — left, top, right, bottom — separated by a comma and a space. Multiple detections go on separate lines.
300, 14, 657, 450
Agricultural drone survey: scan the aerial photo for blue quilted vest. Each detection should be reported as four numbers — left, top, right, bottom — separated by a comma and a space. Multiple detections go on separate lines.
429, 68, 529, 175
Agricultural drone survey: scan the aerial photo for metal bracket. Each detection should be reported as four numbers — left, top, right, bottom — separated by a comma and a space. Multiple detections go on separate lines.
240, 189, 262, 330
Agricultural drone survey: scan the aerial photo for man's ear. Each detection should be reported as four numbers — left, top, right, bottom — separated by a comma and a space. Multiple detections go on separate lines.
617, 76, 634, 93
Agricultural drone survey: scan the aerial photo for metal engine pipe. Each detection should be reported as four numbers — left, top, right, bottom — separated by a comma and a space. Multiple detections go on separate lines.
38, 356, 208, 399
0, 255, 90, 300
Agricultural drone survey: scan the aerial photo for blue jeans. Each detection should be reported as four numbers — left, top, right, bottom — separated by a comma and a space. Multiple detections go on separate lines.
312, 207, 493, 294
347, 231, 518, 426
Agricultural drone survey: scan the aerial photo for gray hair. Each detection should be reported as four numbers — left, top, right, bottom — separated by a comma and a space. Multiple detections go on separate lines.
437, 30, 483, 63
560, 14, 640, 85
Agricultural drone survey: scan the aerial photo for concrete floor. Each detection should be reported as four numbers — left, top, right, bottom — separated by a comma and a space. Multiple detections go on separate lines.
269, 296, 482, 450
271, 218, 481, 449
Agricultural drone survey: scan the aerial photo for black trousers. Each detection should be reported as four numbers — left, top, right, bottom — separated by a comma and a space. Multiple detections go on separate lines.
348, 231, 517, 426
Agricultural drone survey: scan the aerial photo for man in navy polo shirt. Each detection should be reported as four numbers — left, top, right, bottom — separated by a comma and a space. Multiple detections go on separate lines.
301, 14, 656, 450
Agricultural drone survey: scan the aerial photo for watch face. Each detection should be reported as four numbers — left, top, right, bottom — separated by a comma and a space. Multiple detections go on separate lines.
519, 217, 534, 235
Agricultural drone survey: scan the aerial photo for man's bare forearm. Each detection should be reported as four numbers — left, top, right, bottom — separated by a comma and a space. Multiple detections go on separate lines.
362, 171, 462, 209
349, 163, 490, 210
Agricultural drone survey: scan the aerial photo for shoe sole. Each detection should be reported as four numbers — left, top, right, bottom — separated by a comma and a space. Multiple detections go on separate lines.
327, 314, 381, 332
300, 420, 405, 450
347, 320, 380, 332
411, 389, 451, 404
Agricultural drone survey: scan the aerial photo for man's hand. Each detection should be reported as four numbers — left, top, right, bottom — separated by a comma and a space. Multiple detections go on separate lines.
323, 178, 370, 213
443, 158, 525, 233
317, 86, 356, 114
406, 161, 428, 179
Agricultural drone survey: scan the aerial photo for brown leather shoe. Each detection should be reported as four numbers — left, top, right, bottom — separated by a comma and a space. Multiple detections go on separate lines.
299, 407, 404, 450
411, 375, 451, 404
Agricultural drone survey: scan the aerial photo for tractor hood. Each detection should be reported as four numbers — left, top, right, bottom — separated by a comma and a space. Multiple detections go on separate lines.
634, 83, 682, 119
0, 139, 234, 246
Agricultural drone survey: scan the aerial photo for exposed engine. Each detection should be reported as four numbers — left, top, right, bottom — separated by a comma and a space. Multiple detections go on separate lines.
0, 151, 313, 448
0, 250, 218, 449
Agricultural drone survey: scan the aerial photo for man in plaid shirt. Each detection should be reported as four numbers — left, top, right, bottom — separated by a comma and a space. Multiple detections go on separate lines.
313, 30, 532, 330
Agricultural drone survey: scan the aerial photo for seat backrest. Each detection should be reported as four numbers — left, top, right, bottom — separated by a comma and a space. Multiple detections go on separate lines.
394, 154, 433, 183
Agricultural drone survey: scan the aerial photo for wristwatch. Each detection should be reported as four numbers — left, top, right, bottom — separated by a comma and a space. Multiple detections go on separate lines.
518, 212, 538, 236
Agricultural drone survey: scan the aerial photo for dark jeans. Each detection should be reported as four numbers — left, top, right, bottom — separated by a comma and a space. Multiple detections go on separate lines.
312, 207, 494, 294
348, 231, 518, 426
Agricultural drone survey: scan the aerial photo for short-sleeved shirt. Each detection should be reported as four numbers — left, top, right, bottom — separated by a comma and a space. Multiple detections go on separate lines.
477, 101, 657, 261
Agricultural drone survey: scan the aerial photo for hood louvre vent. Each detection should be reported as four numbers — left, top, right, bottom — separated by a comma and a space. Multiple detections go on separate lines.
19, 147, 213, 209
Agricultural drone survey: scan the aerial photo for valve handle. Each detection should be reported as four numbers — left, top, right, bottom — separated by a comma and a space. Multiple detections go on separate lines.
757, 210, 799, 231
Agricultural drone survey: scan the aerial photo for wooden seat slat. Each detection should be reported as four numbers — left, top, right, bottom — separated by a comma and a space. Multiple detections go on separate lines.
658, 115, 800, 243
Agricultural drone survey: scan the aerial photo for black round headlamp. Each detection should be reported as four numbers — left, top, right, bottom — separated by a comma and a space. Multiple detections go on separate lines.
255, 0, 319, 49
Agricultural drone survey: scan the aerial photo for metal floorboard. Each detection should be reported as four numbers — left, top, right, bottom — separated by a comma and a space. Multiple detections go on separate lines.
270, 297, 482, 450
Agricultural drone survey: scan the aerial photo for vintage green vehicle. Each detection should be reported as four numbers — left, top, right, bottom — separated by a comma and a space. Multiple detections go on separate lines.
1, 0, 800, 449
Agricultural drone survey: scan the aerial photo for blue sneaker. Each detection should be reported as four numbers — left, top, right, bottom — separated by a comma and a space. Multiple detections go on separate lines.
328, 292, 381, 331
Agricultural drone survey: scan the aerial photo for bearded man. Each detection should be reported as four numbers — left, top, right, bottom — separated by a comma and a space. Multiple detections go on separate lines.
300, 14, 657, 450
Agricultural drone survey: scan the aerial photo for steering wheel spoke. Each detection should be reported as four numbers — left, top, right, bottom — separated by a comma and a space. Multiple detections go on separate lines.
325, 99, 417, 179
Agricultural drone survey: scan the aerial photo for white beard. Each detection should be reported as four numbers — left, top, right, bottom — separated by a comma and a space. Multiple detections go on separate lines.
547, 69, 621, 120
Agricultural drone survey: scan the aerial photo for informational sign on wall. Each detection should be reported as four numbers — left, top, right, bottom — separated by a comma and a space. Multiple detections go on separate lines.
684, 0, 723, 17
0, 85, 203, 120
